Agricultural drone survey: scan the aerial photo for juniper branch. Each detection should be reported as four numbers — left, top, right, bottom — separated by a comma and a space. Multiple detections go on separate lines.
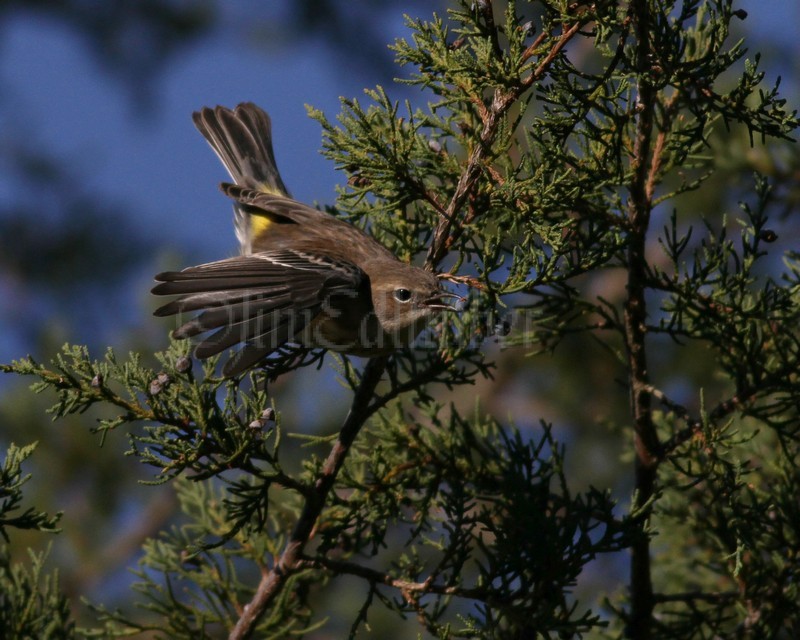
228, 356, 389, 640
296, 553, 502, 603
625, 1, 661, 636
426, 14, 586, 268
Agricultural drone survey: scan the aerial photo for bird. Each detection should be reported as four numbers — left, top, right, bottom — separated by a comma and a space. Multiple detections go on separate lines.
152, 103, 457, 376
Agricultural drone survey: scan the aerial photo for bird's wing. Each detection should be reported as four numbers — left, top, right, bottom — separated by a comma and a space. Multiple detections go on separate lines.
153, 249, 365, 375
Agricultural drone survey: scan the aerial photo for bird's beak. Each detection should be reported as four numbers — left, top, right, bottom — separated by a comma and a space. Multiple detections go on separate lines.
423, 291, 465, 311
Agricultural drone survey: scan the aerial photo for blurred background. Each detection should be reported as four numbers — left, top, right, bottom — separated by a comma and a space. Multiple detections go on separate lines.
0, 0, 796, 635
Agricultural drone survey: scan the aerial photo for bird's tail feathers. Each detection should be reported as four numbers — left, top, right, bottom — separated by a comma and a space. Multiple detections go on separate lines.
192, 102, 290, 198
193, 102, 291, 252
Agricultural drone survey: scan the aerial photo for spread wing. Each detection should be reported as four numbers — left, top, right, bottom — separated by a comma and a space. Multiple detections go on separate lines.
153, 249, 366, 376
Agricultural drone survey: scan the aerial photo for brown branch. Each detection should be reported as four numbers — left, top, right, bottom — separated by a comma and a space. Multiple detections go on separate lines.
657, 388, 756, 457
642, 383, 695, 426
425, 19, 585, 270
645, 90, 681, 200
520, 29, 554, 64
436, 272, 488, 289
477, 0, 503, 62
228, 355, 389, 640
524, 20, 584, 87
296, 554, 497, 603
624, 1, 663, 637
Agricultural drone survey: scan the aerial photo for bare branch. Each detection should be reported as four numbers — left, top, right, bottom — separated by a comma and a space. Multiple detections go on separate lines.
624, 0, 662, 636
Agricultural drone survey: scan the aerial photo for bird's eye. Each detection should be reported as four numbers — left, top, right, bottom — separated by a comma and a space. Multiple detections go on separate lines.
393, 288, 412, 303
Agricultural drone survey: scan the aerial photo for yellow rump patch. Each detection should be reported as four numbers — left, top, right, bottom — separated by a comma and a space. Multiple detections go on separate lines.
245, 181, 291, 239
250, 213, 272, 237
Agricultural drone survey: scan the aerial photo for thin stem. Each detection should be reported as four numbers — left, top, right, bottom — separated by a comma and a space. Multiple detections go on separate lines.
425, 18, 585, 269
297, 554, 502, 603
228, 356, 389, 640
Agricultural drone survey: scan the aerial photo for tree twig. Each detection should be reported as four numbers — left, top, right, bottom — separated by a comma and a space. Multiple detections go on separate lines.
297, 553, 501, 603
425, 18, 585, 269
228, 356, 389, 640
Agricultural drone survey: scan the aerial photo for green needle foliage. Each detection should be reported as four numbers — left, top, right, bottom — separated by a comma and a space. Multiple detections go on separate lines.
0, 443, 70, 638
2, 1, 799, 638
0, 443, 62, 541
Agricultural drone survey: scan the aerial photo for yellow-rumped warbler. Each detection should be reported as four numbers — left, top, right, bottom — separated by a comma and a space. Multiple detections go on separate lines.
153, 103, 457, 376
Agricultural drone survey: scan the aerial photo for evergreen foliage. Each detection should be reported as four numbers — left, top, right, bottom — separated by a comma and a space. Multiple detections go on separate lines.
2, 1, 798, 638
